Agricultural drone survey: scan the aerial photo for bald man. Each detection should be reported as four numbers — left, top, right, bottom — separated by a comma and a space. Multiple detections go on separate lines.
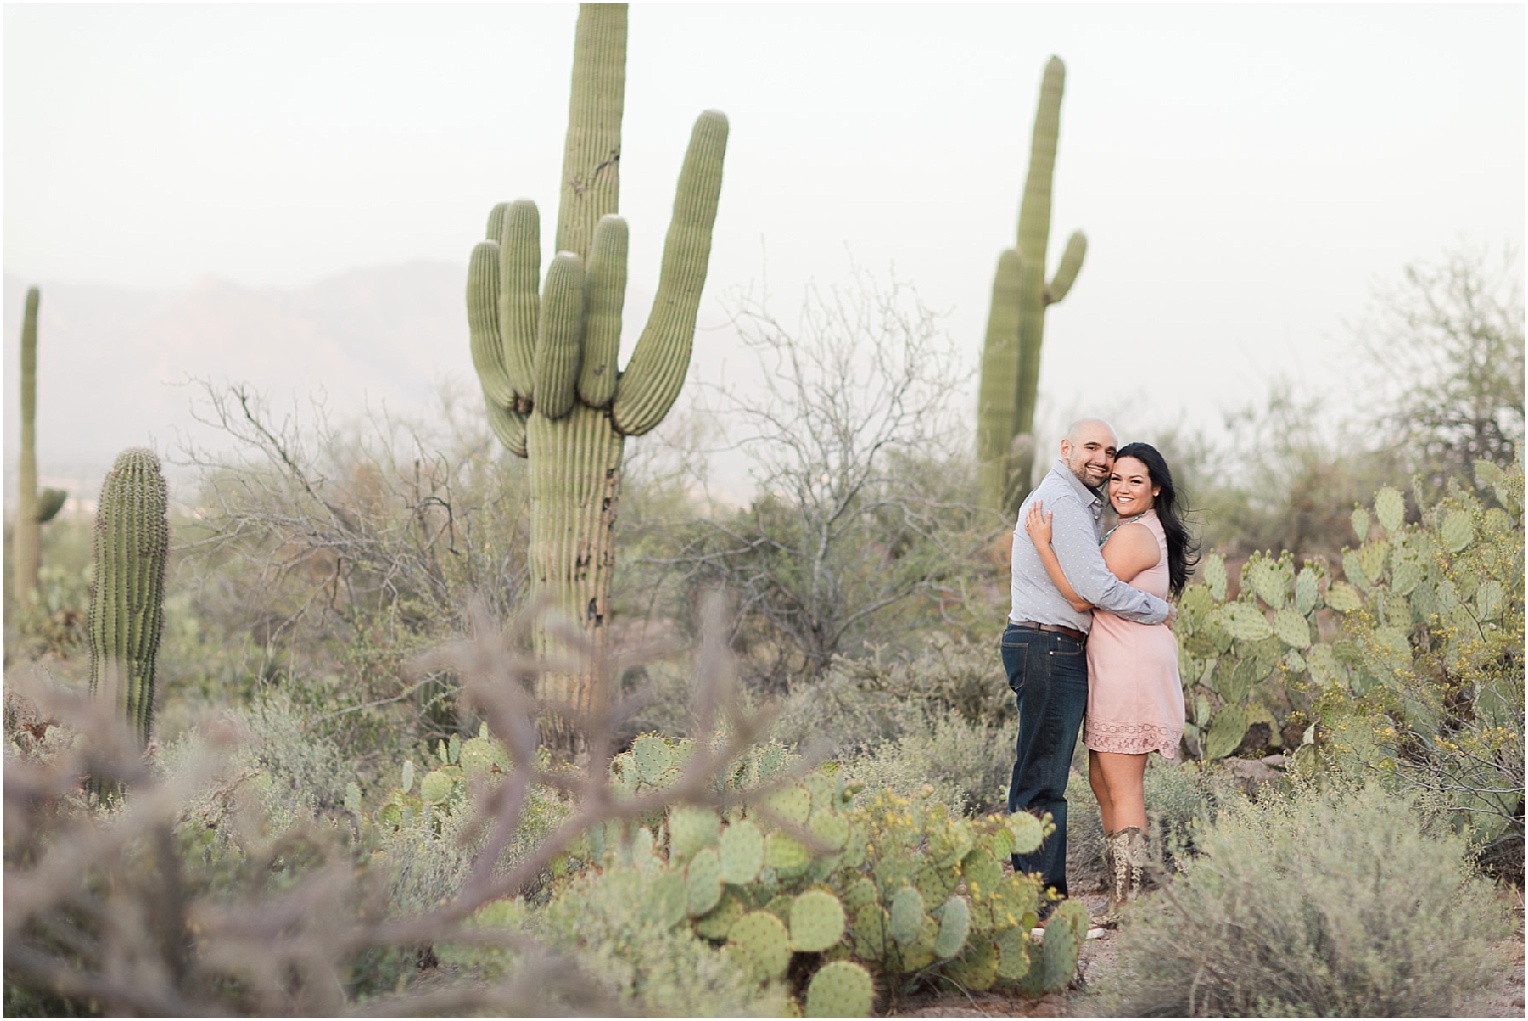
1004, 418, 1172, 906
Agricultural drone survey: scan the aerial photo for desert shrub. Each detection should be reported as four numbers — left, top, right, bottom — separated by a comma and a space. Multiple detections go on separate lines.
1095, 779, 1513, 1017
225, 691, 358, 819
3, 515, 94, 665
3, 598, 788, 1015
176, 381, 533, 749
842, 710, 1010, 814
769, 635, 1013, 764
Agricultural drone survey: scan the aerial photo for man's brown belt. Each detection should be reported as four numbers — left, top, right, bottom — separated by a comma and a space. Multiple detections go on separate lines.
1010, 620, 1086, 643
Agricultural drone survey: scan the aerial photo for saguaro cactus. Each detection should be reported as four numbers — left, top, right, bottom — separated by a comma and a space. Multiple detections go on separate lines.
88, 447, 169, 748
468, 4, 727, 736
13, 287, 64, 616
976, 57, 1087, 515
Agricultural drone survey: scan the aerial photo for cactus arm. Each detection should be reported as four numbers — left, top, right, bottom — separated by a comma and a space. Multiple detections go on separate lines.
556, 3, 626, 257
468, 241, 518, 409
535, 252, 587, 420
577, 214, 628, 408
88, 448, 168, 749
486, 201, 510, 243
498, 200, 543, 407
484, 396, 529, 458
36, 488, 66, 524
15, 287, 41, 615
611, 109, 729, 436
976, 250, 1024, 510
1045, 230, 1087, 305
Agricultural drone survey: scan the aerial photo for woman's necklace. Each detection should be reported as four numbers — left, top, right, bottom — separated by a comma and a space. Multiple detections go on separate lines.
1100, 512, 1147, 546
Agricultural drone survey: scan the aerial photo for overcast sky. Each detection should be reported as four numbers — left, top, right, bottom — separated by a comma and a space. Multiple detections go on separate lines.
4, 3, 1524, 463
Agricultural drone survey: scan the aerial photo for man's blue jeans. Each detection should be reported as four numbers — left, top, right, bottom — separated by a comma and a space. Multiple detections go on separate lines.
1003, 621, 1088, 898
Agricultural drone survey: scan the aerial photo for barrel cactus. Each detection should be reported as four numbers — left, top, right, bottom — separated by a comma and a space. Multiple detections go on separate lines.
467, 3, 727, 742
976, 57, 1088, 514
87, 447, 169, 748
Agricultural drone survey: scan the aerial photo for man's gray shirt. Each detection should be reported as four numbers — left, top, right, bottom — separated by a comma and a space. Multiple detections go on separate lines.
1009, 459, 1171, 632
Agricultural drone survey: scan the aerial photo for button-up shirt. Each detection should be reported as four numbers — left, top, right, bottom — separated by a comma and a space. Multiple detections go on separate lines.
1009, 459, 1170, 633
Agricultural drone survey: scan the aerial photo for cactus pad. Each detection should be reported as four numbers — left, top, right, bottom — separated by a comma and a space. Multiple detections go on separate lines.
1441, 510, 1475, 553
788, 889, 845, 953
852, 904, 891, 960
1219, 603, 1275, 642
1294, 566, 1321, 614
947, 939, 1000, 991
841, 876, 878, 913
668, 804, 720, 863
633, 735, 679, 785
719, 818, 765, 884
1375, 486, 1405, 533
995, 925, 1032, 981
961, 847, 1003, 896
765, 786, 812, 827
686, 846, 723, 917
694, 890, 746, 941
933, 896, 971, 959
807, 808, 851, 851
729, 910, 791, 982
1352, 506, 1372, 542
805, 960, 874, 1018
1007, 811, 1044, 854
888, 885, 925, 945
1272, 608, 1311, 649
765, 832, 811, 879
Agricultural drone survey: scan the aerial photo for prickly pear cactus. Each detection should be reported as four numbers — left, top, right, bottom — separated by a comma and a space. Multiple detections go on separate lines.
805, 960, 874, 1017
467, 4, 728, 742
1016, 897, 1088, 995
87, 447, 169, 748
1173, 458, 1524, 780
554, 741, 1068, 1015
976, 56, 1088, 513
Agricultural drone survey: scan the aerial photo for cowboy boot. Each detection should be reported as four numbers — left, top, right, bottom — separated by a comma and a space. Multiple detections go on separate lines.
1120, 826, 1149, 902
1096, 828, 1131, 926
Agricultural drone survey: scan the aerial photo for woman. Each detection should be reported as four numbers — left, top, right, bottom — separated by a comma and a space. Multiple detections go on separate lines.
1025, 442, 1198, 918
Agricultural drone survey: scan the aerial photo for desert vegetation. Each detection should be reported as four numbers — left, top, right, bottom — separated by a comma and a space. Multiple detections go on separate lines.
5, 5, 1523, 1017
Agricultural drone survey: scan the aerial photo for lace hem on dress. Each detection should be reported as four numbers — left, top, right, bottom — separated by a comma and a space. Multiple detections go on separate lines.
1084, 720, 1181, 759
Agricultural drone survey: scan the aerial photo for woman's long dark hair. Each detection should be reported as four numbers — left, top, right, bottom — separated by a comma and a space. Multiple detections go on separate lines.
1116, 442, 1200, 597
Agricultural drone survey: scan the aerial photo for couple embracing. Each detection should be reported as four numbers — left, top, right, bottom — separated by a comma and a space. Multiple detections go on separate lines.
1003, 418, 1198, 925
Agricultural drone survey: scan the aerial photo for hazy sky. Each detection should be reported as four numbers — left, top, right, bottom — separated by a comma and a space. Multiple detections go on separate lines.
4, 3, 1524, 460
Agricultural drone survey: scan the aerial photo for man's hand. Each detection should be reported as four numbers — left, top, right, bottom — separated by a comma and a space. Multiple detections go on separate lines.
1165, 604, 1178, 631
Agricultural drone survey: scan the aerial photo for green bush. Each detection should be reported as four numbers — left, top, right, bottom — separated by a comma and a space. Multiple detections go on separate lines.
769, 636, 1014, 768
1095, 779, 1513, 1017
842, 709, 1010, 814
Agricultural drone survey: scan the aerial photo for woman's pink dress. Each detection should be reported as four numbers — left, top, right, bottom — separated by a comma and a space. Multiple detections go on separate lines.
1084, 508, 1183, 758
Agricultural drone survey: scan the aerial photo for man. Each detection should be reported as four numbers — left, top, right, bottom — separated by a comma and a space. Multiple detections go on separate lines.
1005, 418, 1172, 904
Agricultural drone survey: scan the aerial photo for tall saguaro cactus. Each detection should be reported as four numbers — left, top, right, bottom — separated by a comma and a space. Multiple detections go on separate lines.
88, 447, 169, 748
12, 287, 64, 616
15, 288, 43, 616
976, 56, 1087, 515
468, 4, 727, 735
